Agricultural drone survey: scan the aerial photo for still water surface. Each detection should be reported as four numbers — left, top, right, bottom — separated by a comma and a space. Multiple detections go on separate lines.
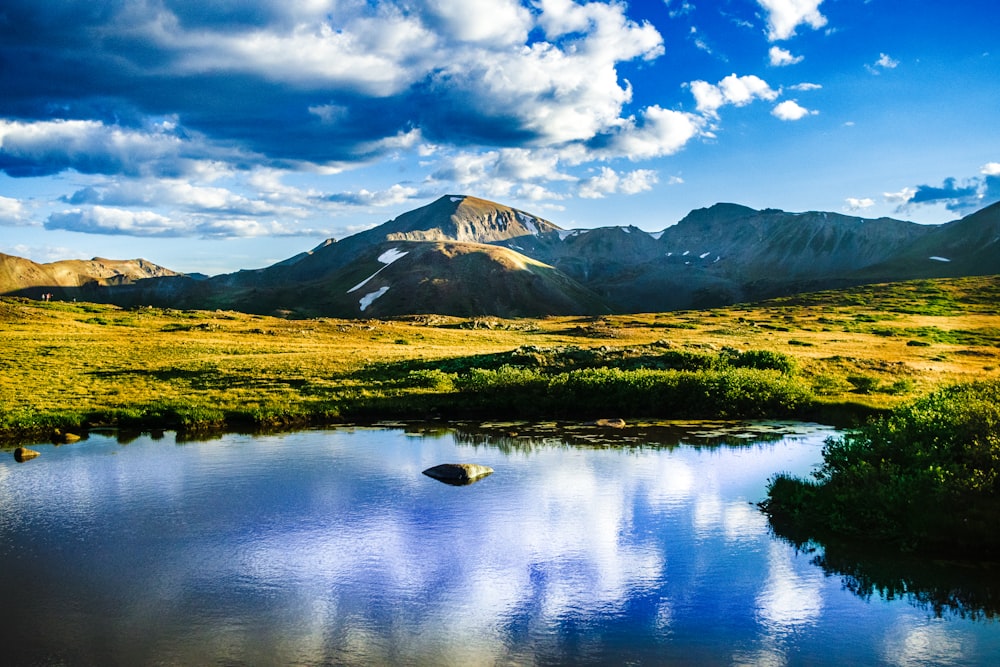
2, 423, 998, 665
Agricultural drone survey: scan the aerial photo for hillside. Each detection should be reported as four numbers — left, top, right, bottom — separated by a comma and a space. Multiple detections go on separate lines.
856, 201, 1000, 280
195, 241, 611, 318
0, 253, 182, 299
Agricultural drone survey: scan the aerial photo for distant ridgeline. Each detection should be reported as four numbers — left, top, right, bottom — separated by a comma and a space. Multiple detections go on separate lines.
2, 195, 999, 318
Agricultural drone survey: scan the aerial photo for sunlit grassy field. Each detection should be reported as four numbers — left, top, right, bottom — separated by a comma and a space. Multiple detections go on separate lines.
2, 275, 998, 440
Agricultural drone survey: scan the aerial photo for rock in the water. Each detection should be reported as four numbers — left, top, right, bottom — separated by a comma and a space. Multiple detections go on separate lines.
14, 447, 40, 462
53, 430, 81, 444
423, 463, 494, 486
592, 418, 626, 428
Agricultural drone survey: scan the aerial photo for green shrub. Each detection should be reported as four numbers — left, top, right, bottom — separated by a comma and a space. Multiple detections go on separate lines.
446, 365, 811, 419
649, 349, 716, 371
763, 381, 1000, 557
405, 369, 456, 391
722, 349, 798, 374
847, 374, 880, 394
811, 374, 850, 396
885, 378, 916, 395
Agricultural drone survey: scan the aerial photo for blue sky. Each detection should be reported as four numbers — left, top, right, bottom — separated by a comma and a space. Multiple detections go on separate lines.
1, 0, 998, 275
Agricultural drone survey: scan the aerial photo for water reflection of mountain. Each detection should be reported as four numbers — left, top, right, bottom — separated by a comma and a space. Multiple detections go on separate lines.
770, 530, 1000, 621
44, 419, 835, 451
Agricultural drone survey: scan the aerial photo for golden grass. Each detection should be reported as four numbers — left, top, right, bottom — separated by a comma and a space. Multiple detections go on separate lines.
2, 275, 998, 435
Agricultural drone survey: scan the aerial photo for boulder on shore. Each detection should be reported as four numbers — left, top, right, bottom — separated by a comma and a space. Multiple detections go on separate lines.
14, 447, 40, 462
592, 418, 626, 428
53, 430, 81, 444
423, 463, 494, 486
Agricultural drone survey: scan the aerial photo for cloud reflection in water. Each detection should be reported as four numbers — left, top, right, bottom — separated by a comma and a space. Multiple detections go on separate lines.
2, 424, 997, 664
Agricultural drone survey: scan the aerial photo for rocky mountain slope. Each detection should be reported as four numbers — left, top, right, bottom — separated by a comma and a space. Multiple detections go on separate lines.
3, 195, 998, 317
180, 240, 611, 318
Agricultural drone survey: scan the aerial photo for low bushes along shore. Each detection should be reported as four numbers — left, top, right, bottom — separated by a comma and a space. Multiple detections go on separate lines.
763, 380, 1000, 558
2, 346, 828, 441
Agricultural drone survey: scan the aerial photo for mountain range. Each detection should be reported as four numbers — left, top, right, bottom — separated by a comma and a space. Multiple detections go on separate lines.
3, 195, 999, 317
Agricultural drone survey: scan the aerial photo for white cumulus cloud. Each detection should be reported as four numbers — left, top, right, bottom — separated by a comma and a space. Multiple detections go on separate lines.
324, 184, 421, 207
578, 167, 658, 199
772, 100, 816, 121
0, 118, 234, 178
769, 46, 803, 66
47, 206, 175, 237
0, 195, 31, 226
619, 169, 660, 194
884, 187, 917, 204
425, 0, 532, 45
875, 52, 899, 68
169, 10, 439, 96
434, 1, 665, 147
689, 74, 778, 116
845, 197, 875, 211
757, 0, 827, 41
602, 106, 703, 160
981, 162, 1000, 176
866, 52, 899, 74
66, 179, 300, 217
45, 206, 307, 238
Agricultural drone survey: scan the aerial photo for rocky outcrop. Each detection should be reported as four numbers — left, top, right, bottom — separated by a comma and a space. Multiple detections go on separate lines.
52, 429, 81, 444
14, 447, 40, 462
423, 463, 494, 485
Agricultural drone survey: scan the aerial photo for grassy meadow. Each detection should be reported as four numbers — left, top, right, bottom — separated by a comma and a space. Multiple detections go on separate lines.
2, 275, 999, 442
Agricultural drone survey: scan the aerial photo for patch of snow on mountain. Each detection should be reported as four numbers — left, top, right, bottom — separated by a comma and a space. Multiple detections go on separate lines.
929, 256, 951, 262
517, 212, 540, 236
557, 230, 577, 241
699, 252, 711, 259
713, 256, 721, 263
682, 250, 690, 256
649, 231, 665, 240
348, 275, 375, 293
378, 247, 408, 264
622, 227, 631, 234
359, 285, 390, 311
450, 196, 463, 202
349, 247, 408, 293
666, 252, 673, 256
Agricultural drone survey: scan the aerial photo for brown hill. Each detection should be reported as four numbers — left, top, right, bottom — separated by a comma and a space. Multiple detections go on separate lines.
0, 253, 181, 299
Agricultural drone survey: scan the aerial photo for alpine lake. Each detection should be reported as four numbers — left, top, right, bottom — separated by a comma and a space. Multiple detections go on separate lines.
3, 420, 999, 665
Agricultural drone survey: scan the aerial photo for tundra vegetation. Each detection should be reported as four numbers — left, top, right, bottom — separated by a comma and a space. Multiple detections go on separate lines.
1, 275, 998, 441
